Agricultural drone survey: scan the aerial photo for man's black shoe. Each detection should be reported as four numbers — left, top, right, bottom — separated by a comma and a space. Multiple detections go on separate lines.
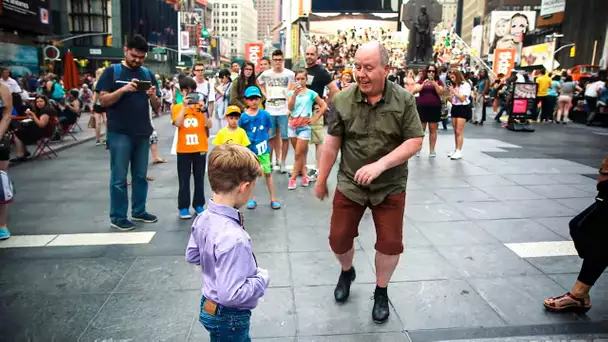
372, 290, 390, 324
334, 267, 356, 303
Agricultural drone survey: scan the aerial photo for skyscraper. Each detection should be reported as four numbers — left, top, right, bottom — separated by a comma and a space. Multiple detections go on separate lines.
212, 0, 258, 57
256, 0, 280, 44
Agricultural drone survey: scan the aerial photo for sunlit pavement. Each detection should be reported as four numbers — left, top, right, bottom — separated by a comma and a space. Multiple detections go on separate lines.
1, 115, 607, 341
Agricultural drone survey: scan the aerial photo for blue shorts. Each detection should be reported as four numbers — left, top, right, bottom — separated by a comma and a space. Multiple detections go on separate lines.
288, 125, 312, 140
269, 115, 288, 139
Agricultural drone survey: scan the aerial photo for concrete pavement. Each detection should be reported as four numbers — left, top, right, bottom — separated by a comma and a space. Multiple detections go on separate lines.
0, 116, 607, 341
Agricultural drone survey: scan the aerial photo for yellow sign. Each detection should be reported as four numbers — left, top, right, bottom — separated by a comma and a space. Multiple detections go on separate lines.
520, 42, 555, 69
291, 24, 300, 63
570, 46, 576, 57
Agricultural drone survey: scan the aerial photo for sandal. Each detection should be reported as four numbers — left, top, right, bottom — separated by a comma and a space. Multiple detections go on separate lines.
544, 292, 591, 313
270, 200, 281, 210
246, 200, 257, 210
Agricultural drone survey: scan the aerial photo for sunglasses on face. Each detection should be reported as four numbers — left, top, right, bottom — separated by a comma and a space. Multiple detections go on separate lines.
428, 70, 436, 73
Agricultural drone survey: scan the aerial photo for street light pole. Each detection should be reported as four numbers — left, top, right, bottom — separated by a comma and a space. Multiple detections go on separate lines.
546, 33, 564, 72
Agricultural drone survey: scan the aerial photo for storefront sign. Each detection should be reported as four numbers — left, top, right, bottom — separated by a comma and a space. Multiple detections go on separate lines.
245, 42, 264, 72
43, 45, 61, 61
0, 0, 52, 34
540, 0, 565, 17
89, 48, 102, 55
493, 49, 516, 77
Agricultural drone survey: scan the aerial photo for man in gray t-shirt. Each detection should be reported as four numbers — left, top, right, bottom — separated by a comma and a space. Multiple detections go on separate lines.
258, 49, 295, 173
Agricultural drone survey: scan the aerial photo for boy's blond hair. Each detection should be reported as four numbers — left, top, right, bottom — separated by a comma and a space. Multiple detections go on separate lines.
208, 144, 263, 193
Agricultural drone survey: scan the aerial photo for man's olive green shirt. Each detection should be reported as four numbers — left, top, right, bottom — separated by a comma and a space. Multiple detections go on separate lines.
327, 81, 424, 206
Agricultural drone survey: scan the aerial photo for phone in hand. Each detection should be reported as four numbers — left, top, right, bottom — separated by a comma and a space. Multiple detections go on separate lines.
136, 80, 152, 92
428, 76, 434, 81
185, 92, 201, 105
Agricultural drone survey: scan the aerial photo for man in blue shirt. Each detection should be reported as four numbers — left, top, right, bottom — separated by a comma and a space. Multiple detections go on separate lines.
96, 34, 161, 230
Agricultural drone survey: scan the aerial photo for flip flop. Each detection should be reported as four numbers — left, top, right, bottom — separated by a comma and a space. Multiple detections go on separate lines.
270, 200, 281, 210
247, 200, 257, 210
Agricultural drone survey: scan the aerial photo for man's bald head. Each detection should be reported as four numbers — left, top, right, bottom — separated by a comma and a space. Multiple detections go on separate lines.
305, 45, 318, 67
356, 42, 390, 67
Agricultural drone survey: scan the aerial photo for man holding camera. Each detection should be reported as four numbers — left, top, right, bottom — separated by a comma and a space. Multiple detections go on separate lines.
96, 34, 162, 231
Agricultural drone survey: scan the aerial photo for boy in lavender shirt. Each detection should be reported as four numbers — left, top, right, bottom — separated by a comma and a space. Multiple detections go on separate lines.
186, 143, 269, 341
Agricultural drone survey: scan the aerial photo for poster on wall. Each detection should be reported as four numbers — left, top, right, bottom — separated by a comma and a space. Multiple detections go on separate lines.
487, 11, 536, 56
0, 43, 40, 77
511, 82, 537, 119
520, 42, 558, 70
0, 0, 52, 34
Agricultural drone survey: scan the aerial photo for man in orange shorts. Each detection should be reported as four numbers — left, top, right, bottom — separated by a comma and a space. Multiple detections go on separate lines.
315, 42, 424, 324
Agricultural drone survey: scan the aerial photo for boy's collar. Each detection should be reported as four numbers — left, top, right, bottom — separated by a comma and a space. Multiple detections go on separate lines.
206, 200, 242, 226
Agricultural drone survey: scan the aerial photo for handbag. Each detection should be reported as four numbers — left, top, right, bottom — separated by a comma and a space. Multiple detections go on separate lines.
569, 180, 607, 259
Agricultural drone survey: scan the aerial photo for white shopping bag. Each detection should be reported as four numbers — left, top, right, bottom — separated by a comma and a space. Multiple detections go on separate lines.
170, 127, 178, 155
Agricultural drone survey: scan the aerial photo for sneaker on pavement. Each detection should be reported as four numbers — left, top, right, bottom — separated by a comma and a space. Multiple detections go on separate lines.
279, 162, 287, 174
415, 151, 421, 157
0, 227, 10, 240
450, 150, 463, 160
111, 219, 136, 231
307, 168, 318, 181
179, 208, 192, 219
429, 151, 437, 158
195, 206, 205, 215
301, 176, 310, 187
288, 178, 297, 190
132, 212, 158, 223
447, 150, 455, 158
246, 199, 257, 210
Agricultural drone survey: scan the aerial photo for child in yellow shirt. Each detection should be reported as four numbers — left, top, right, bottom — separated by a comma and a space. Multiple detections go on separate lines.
212, 105, 251, 147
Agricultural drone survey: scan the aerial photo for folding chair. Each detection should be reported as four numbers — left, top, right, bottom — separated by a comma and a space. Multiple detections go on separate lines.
32, 117, 59, 159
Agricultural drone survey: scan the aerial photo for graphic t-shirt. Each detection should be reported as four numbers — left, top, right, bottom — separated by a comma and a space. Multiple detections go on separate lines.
305, 64, 331, 97
451, 82, 472, 106
212, 127, 251, 147
171, 103, 208, 153
238, 109, 273, 155
287, 88, 318, 128
257, 69, 295, 116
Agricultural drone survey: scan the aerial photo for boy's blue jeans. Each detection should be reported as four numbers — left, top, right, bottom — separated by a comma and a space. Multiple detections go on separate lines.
199, 297, 251, 342
107, 131, 150, 222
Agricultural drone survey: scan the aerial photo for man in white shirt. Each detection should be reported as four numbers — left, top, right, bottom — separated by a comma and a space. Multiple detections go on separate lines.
192, 62, 215, 117
0, 68, 22, 94
258, 49, 295, 173
584, 77, 605, 125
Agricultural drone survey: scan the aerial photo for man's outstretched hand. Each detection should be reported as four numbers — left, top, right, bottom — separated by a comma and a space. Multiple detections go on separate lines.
315, 181, 329, 201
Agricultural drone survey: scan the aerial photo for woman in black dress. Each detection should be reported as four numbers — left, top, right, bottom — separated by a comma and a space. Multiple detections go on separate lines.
12, 95, 57, 162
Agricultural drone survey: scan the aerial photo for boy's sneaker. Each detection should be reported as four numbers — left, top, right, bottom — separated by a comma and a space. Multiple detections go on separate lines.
301, 176, 310, 187
415, 151, 421, 157
0, 227, 10, 240
429, 151, 437, 158
111, 219, 136, 231
280, 162, 287, 174
132, 212, 158, 223
195, 206, 205, 215
288, 178, 297, 190
270, 200, 281, 210
179, 208, 192, 219
247, 199, 257, 210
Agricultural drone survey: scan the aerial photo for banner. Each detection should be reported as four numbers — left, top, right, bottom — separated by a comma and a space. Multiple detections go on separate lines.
291, 23, 300, 65
0, 42, 39, 77
493, 49, 516, 77
520, 42, 555, 69
486, 11, 536, 56
245, 42, 264, 72
0, 0, 52, 34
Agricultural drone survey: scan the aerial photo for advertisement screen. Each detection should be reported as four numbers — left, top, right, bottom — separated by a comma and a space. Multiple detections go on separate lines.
311, 0, 399, 13
0, 0, 52, 34
520, 42, 557, 70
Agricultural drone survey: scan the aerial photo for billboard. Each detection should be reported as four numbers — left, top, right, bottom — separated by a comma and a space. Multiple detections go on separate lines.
245, 42, 264, 72
0, 42, 39, 77
493, 49, 516, 77
311, 0, 399, 13
0, 0, 52, 34
520, 42, 556, 70
487, 11, 536, 55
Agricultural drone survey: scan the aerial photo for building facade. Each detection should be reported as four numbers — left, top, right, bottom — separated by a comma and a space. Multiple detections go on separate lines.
437, 0, 458, 31
256, 0, 280, 44
461, 0, 486, 44
212, 0, 258, 58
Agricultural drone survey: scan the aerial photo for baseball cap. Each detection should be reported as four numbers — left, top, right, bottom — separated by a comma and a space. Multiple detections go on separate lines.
244, 86, 262, 98
225, 105, 242, 116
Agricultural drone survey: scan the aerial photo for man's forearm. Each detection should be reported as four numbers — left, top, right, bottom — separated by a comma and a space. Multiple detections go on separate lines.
99, 90, 123, 107
378, 137, 423, 171
317, 137, 341, 184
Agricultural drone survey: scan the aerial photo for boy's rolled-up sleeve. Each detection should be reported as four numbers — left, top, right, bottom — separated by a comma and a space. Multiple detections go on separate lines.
185, 229, 201, 265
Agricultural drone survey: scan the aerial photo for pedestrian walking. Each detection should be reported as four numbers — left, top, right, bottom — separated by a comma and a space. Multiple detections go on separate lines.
315, 42, 424, 324
447, 70, 472, 160
0, 82, 14, 240
96, 34, 161, 230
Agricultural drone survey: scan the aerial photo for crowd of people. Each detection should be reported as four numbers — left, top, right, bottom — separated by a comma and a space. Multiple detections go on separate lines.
0, 31, 606, 341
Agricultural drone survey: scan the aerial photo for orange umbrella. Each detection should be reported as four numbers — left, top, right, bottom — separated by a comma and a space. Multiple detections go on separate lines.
63, 50, 80, 91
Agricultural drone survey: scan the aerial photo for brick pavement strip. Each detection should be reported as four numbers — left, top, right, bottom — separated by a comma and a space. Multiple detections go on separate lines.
0, 118, 607, 340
